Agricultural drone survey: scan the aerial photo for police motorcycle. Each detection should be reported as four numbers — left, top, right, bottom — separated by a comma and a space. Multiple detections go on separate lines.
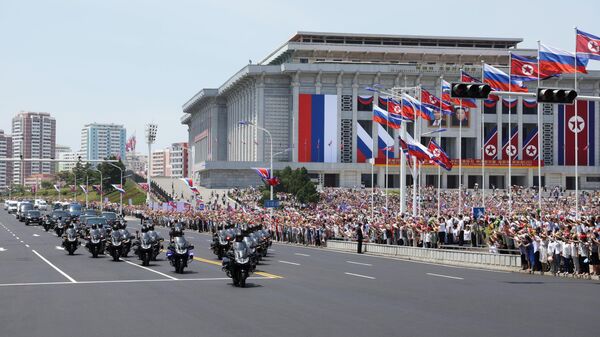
117, 220, 134, 257
243, 234, 261, 266
62, 223, 80, 255
54, 217, 66, 237
147, 224, 163, 261
222, 231, 255, 287
42, 214, 53, 232
134, 225, 154, 266
211, 228, 235, 260
106, 224, 124, 261
85, 224, 105, 258
166, 226, 194, 274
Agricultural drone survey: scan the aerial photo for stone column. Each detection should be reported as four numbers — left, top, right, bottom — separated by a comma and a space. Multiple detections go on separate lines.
352, 73, 359, 163
291, 72, 300, 162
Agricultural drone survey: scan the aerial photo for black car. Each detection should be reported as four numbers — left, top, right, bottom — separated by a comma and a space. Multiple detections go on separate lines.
24, 210, 42, 225
83, 209, 100, 217
17, 203, 34, 222
68, 203, 82, 220
82, 216, 108, 230
101, 212, 118, 226
50, 210, 71, 225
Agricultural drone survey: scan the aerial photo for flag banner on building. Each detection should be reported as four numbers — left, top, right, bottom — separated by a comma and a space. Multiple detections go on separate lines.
522, 128, 539, 161
378, 96, 388, 109
558, 101, 595, 166
576, 29, 600, 61
372, 105, 403, 129
421, 89, 453, 115
502, 127, 519, 160
377, 124, 394, 158
484, 126, 499, 160
356, 122, 373, 163
523, 99, 537, 114
357, 95, 373, 111
402, 93, 435, 120
79, 185, 88, 194
139, 183, 149, 191
298, 94, 338, 163
92, 185, 102, 193
374, 157, 542, 168
112, 184, 126, 194
427, 139, 452, 171
483, 64, 528, 92
53, 184, 61, 192
539, 43, 588, 75
502, 98, 518, 109
69, 185, 76, 192
484, 100, 497, 114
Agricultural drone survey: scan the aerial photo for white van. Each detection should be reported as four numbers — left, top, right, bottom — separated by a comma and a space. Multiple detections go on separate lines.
35, 199, 48, 211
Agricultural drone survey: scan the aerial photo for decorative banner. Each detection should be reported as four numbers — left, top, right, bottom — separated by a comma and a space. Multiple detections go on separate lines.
31, 185, 37, 193
356, 122, 373, 163
357, 95, 373, 111
69, 185, 76, 193
53, 184, 61, 192
298, 94, 338, 163
558, 101, 595, 166
484, 126, 499, 160
522, 128, 539, 161
92, 185, 102, 193
111, 184, 126, 194
374, 158, 543, 168
502, 127, 519, 160
79, 185, 88, 194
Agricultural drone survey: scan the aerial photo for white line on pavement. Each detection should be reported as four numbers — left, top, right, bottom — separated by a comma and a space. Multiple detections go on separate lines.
294, 253, 310, 257
426, 273, 464, 280
0, 276, 273, 288
33, 234, 40, 237
344, 272, 375, 280
20, 240, 24, 243
278, 260, 301, 266
0, 247, 6, 252
15, 237, 19, 240
31, 249, 77, 283
122, 260, 179, 280
25, 244, 30, 248
346, 261, 372, 266
55, 246, 64, 250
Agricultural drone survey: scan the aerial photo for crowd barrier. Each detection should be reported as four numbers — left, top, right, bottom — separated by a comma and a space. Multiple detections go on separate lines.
326, 240, 521, 271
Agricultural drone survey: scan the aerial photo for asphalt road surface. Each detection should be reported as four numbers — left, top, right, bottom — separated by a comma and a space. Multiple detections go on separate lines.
0, 211, 597, 337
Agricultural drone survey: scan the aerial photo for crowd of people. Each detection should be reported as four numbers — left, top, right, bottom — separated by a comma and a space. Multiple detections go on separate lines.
83, 184, 600, 278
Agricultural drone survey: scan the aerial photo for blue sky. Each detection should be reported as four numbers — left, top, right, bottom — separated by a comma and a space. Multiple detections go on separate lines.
1, 0, 598, 151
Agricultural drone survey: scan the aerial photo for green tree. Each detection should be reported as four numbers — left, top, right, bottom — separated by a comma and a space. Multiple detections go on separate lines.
260, 166, 318, 204
41, 180, 53, 190
96, 157, 126, 192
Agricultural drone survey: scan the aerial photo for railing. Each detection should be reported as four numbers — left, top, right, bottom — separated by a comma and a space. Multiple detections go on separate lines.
326, 241, 520, 271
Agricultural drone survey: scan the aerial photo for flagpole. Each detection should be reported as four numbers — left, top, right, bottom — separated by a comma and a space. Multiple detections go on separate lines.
537, 40, 543, 216
480, 62, 486, 212
413, 85, 420, 217
437, 76, 442, 218
85, 175, 89, 209
458, 69, 463, 215
385, 145, 389, 211
371, 158, 374, 221
418, 86, 423, 217
508, 53, 513, 216
400, 93, 406, 215
574, 26, 579, 219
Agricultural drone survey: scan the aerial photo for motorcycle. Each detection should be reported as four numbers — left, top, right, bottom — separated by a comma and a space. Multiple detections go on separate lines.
118, 228, 134, 257
135, 232, 154, 266
54, 220, 65, 237
222, 241, 254, 287
106, 230, 123, 262
147, 230, 163, 261
62, 227, 80, 255
166, 236, 194, 274
42, 215, 53, 232
211, 229, 233, 260
86, 228, 104, 258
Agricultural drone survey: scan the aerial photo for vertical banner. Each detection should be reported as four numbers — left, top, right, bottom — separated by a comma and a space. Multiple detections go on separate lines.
377, 124, 394, 158
484, 126, 499, 160
502, 127, 519, 160
558, 101, 595, 166
298, 94, 338, 163
522, 128, 539, 160
356, 122, 373, 163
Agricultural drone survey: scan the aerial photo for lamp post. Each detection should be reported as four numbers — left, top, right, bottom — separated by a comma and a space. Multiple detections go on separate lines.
107, 162, 123, 215
239, 120, 273, 212
145, 124, 158, 205
92, 168, 103, 208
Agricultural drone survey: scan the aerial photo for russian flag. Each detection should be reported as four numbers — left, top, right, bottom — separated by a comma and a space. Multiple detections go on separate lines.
180, 178, 194, 188
483, 64, 528, 93
399, 131, 433, 163
577, 29, 600, 61
402, 93, 435, 121
540, 43, 588, 75
458, 71, 480, 108
377, 124, 394, 158
112, 184, 126, 194
373, 105, 404, 128
356, 123, 373, 163
298, 94, 338, 163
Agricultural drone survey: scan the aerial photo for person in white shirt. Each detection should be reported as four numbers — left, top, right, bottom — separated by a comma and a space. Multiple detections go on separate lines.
561, 238, 572, 275
437, 217, 447, 247
463, 227, 471, 246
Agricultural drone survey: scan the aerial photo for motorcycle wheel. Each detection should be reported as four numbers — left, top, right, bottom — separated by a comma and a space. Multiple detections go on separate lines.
142, 253, 150, 266
113, 249, 121, 262
44, 225, 49, 232
68, 245, 75, 255
217, 251, 223, 260
232, 271, 239, 287
174, 258, 181, 273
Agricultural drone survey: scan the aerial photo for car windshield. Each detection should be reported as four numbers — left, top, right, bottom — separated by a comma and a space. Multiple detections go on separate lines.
27, 211, 41, 217
86, 217, 107, 226
69, 204, 82, 212
52, 211, 68, 218
21, 204, 33, 211
101, 212, 117, 220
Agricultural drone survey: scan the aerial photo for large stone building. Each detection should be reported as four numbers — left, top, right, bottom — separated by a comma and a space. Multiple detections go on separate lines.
80, 123, 126, 163
181, 32, 600, 189
0, 130, 13, 189
12, 112, 56, 185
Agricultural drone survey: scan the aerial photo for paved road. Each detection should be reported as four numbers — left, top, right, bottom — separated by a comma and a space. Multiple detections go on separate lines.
0, 211, 597, 337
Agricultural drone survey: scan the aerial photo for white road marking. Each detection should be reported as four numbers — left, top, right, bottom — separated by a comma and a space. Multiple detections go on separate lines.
31, 250, 77, 283
0, 247, 6, 252
294, 253, 310, 257
0, 276, 273, 288
278, 260, 301, 266
122, 260, 179, 280
55, 246, 64, 250
25, 244, 30, 248
344, 272, 375, 280
20, 240, 24, 243
426, 273, 464, 280
15, 236, 19, 240
33, 234, 40, 237
346, 261, 372, 266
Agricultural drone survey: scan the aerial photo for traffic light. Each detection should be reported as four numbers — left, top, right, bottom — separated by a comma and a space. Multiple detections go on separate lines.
450, 82, 492, 99
537, 88, 577, 104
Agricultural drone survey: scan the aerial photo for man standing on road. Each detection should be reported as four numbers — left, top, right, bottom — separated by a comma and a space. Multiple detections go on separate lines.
356, 224, 363, 254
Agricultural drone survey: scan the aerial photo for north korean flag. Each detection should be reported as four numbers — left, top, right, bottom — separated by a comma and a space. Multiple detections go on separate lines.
427, 140, 452, 171
511, 54, 554, 82
421, 89, 453, 115
502, 127, 519, 160
558, 100, 595, 166
522, 128, 539, 161
484, 127, 498, 160
577, 29, 600, 61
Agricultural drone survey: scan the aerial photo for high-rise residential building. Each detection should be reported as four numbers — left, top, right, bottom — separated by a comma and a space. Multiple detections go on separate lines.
125, 152, 148, 176
58, 151, 81, 172
169, 142, 189, 178
54, 144, 72, 172
80, 123, 126, 163
150, 149, 170, 177
12, 111, 56, 185
0, 130, 13, 189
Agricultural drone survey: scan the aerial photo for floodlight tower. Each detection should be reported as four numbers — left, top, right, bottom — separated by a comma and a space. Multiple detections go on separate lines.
145, 123, 158, 205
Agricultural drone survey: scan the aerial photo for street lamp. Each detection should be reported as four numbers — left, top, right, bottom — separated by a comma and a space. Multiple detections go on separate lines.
145, 123, 158, 205
91, 168, 103, 208
239, 120, 273, 211
107, 162, 123, 215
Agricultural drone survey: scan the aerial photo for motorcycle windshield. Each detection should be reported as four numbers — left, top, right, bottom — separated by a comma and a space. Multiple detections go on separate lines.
67, 229, 77, 241
233, 242, 249, 260
141, 233, 153, 249
174, 237, 188, 254
111, 232, 121, 245
90, 230, 101, 243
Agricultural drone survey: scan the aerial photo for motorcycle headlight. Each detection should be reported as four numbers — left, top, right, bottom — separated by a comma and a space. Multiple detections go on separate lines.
175, 246, 187, 255
236, 257, 249, 264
